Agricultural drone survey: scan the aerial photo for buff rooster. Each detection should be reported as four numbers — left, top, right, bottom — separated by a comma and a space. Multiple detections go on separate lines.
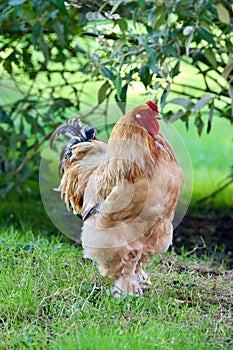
51, 101, 184, 297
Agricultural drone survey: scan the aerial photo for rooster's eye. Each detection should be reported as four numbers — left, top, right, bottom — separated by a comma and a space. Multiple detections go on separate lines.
142, 111, 147, 115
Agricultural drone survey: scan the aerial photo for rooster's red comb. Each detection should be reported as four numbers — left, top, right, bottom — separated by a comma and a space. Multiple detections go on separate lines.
146, 101, 159, 113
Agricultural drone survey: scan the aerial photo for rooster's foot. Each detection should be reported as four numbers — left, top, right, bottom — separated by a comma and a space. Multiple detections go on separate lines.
112, 276, 143, 298
138, 269, 151, 288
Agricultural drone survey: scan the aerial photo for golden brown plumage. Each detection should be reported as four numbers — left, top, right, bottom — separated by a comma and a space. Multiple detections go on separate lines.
52, 102, 184, 296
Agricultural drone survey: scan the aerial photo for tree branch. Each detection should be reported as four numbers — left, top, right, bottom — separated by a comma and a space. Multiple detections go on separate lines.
197, 178, 233, 204
13, 131, 54, 176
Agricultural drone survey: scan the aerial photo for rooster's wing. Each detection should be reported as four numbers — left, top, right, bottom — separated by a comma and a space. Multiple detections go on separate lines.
58, 140, 107, 214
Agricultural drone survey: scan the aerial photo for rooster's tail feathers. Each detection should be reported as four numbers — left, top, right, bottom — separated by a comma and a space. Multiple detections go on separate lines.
50, 118, 95, 149
50, 118, 96, 177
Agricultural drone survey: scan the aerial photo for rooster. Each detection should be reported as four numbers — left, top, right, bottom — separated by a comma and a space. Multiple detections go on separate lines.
50, 101, 184, 297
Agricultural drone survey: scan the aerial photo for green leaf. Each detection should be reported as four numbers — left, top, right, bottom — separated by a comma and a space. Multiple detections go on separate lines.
176, 4, 194, 18
160, 90, 167, 111
132, 7, 139, 27
19, 117, 24, 134
215, 4, 230, 24
139, 65, 151, 88
53, 98, 73, 108
3, 57, 12, 74
116, 19, 128, 31
197, 27, 215, 46
110, 0, 122, 14
49, 9, 59, 20
0, 145, 6, 158
169, 110, 186, 123
10, 134, 26, 152
207, 101, 214, 134
100, 65, 115, 82
152, 10, 166, 30
162, 44, 179, 58
120, 83, 128, 102
24, 114, 35, 126
228, 87, 233, 118
222, 57, 233, 80
9, 0, 26, 5
181, 110, 191, 130
171, 61, 180, 78
115, 83, 128, 113
194, 95, 213, 112
168, 98, 194, 110
32, 22, 41, 48
49, 0, 68, 13
0, 106, 12, 125
148, 50, 159, 75
3, 50, 19, 74
160, 84, 170, 110
114, 75, 122, 98
90, 53, 100, 62
169, 109, 191, 124
54, 21, 65, 47
98, 81, 111, 104
194, 112, 204, 136
38, 35, 49, 65
75, 45, 86, 54
138, 0, 145, 9
204, 48, 217, 69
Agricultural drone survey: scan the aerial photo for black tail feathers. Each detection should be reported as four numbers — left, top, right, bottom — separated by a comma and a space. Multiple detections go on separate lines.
50, 118, 95, 177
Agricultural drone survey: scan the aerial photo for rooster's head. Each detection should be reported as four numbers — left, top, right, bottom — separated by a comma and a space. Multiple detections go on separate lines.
110, 101, 162, 141
133, 101, 162, 138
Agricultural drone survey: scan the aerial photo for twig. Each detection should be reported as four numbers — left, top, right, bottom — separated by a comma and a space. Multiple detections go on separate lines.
185, 245, 206, 257
101, 43, 161, 65
197, 179, 233, 204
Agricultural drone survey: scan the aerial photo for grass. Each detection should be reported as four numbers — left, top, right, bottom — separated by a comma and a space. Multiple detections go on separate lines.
0, 226, 232, 349
1, 26, 232, 350
0, 65, 232, 348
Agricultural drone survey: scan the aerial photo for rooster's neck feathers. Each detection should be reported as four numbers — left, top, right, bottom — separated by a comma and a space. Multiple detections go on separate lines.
94, 121, 177, 199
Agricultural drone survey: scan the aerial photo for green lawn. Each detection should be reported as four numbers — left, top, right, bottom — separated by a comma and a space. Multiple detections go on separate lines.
1, 27, 232, 350
0, 227, 232, 349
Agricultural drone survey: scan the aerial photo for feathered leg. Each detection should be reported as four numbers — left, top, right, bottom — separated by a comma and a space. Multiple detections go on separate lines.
112, 248, 143, 298
135, 263, 152, 289
84, 244, 144, 297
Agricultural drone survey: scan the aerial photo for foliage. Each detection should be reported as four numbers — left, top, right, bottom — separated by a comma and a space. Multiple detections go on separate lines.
0, 226, 232, 349
0, 0, 232, 197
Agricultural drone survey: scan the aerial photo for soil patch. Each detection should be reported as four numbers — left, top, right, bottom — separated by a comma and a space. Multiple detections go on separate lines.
174, 208, 233, 268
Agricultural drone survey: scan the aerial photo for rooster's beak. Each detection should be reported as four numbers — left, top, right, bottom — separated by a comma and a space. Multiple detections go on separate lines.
155, 113, 162, 120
